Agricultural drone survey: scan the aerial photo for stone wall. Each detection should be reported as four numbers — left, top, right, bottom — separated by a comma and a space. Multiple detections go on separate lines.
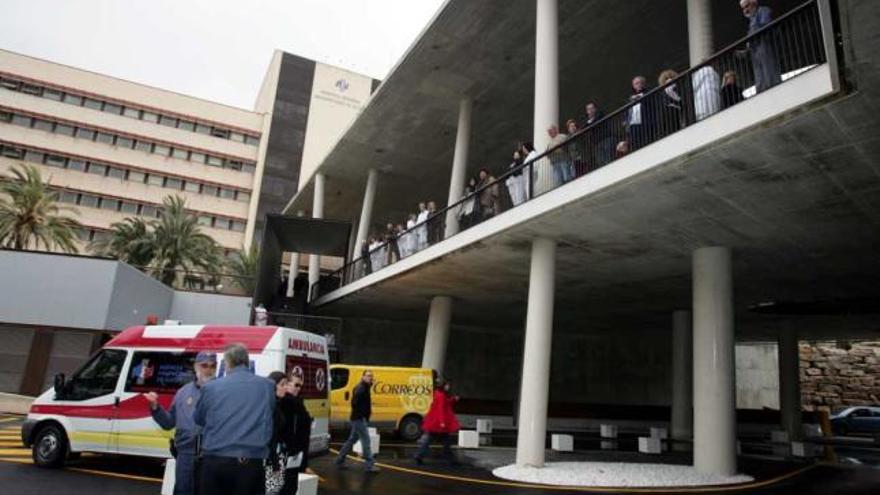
800, 342, 880, 411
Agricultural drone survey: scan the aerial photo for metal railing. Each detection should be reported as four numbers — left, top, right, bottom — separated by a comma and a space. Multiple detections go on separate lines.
319, 0, 829, 299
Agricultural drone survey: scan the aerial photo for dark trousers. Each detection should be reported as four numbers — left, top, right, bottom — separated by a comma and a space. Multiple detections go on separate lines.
415, 432, 456, 462
279, 467, 301, 495
200, 456, 265, 495
174, 452, 196, 495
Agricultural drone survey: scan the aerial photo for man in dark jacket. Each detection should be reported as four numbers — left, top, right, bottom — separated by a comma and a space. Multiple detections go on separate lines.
334, 370, 380, 472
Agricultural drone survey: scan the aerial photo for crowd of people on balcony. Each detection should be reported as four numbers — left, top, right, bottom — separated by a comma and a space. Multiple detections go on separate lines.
347, 0, 785, 281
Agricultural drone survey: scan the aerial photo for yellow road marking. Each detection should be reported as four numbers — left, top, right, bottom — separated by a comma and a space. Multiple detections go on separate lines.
67, 467, 162, 483
0, 449, 29, 456
0, 457, 30, 464
329, 448, 820, 494
0, 417, 22, 424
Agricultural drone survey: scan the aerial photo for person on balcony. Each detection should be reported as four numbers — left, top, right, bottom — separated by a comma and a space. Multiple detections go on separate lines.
741, 0, 781, 93
360, 239, 372, 276
582, 102, 613, 169
505, 148, 526, 207
565, 119, 587, 178
519, 142, 537, 200
415, 202, 429, 251
457, 177, 478, 229
384, 223, 400, 265
692, 65, 722, 121
369, 236, 385, 271
721, 70, 745, 109
625, 76, 656, 151
546, 125, 571, 186
477, 169, 501, 220
427, 201, 443, 245
658, 70, 684, 137
401, 214, 417, 258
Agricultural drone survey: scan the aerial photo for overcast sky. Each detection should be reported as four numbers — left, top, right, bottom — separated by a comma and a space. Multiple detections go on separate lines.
0, 0, 444, 109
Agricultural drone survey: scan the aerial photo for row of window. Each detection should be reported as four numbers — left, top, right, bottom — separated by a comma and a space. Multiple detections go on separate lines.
0, 75, 261, 146
0, 143, 251, 203
0, 109, 256, 173
55, 188, 247, 233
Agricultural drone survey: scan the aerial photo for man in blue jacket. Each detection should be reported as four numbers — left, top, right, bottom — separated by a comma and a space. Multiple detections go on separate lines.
194, 343, 275, 495
741, 0, 781, 93
146, 351, 217, 495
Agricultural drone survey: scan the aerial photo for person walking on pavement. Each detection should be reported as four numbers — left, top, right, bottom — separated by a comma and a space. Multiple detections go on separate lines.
414, 378, 461, 466
194, 343, 275, 495
145, 351, 217, 495
334, 370, 380, 473
266, 370, 313, 495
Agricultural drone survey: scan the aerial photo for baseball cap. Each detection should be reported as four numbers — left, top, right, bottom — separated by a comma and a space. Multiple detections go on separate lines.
195, 351, 217, 364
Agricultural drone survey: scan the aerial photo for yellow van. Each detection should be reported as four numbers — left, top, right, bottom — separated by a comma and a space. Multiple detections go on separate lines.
329, 365, 433, 440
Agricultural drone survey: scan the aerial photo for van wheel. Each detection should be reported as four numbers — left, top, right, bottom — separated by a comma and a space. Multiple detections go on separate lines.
399, 415, 422, 442
32, 424, 67, 468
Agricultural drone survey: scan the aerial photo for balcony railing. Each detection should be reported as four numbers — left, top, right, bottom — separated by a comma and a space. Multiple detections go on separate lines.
318, 0, 830, 299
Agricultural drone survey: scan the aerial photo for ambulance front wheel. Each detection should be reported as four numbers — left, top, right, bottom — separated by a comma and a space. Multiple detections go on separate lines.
399, 415, 423, 442
32, 424, 68, 468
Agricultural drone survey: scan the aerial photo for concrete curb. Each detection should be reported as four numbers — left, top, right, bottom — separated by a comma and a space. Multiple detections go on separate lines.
0, 392, 34, 415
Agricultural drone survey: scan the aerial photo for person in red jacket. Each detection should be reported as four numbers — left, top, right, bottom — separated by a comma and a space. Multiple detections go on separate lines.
414, 378, 460, 465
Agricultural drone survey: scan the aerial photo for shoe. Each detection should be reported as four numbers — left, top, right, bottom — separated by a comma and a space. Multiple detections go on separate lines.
365, 465, 381, 473
334, 459, 347, 469
414, 456, 424, 466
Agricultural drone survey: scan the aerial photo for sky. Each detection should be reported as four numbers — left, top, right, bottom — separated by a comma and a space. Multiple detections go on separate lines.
0, 0, 445, 109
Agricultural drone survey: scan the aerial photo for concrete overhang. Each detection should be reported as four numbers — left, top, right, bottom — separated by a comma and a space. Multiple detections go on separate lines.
282, 0, 802, 227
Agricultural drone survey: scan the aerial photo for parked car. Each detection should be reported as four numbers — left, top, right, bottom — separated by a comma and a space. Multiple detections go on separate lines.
830, 406, 880, 436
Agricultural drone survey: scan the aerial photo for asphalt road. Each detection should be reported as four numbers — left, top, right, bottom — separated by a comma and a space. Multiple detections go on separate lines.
3, 414, 880, 495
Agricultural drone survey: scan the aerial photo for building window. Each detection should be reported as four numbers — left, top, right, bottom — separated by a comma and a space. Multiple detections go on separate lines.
135, 140, 152, 153
103, 103, 123, 115
242, 163, 256, 174
63, 93, 83, 106
237, 191, 250, 203
184, 181, 200, 193
100, 198, 119, 211
67, 159, 86, 172
0, 145, 23, 158
116, 136, 134, 149
190, 152, 206, 164
122, 107, 140, 119
0, 78, 20, 90
76, 128, 96, 140
141, 205, 158, 218
127, 170, 145, 183
21, 84, 42, 96
244, 135, 260, 146
202, 185, 218, 197
220, 188, 235, 200
11, 114, 32, 127
226, 160, 243, 171
141, 111, 159, 123
79, 194, 99, 208
95, 132, 115, 145
230, 220, 245, 232
178, 120, 195, 132
147, 174, 164, 187
43, 89, 63, 101
159, 115, 177, 127
59, 191, 79, 204
93, 230, 110, 243
153, 144, 170, 156
107, 167, 126, 179
33, 119, 54, 132
206, 156, 222, 167
55, 123, 75, 136
88, 163, 107, 176
197, 216, 213, 227
164, 177, 182, 190
171, 148, 188, 160
195, 123, 211, 135
210, 127, 230, 139
0, 110, 12, 122
120, 201, 138, 214
24, 150, 45, 164
74, 227, 91, 241
83, 98, 103, 111
45, 154, 68, 168
230, 132, 245, 143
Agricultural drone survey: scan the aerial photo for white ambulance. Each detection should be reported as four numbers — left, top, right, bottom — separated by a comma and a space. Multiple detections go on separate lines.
21, 325, 330, 467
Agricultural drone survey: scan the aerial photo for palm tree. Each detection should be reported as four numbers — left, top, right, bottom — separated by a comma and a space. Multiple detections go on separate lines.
0, 163, 81, 253
149, 196, 224, 286
89, 217, 155, 268
227, 243, 260, 294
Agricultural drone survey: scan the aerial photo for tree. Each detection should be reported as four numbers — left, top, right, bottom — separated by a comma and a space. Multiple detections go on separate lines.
227, 243, 260, 294
0, 163, 81, 253
149, 196, 224, 286
90, 217, 155, 267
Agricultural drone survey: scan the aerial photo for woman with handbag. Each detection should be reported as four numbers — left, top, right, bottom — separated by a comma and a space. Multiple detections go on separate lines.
267, 370, 312, 495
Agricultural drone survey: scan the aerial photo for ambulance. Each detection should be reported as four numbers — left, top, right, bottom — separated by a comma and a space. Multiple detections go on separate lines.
21, 325, 330, 468
329, 365, 434, 441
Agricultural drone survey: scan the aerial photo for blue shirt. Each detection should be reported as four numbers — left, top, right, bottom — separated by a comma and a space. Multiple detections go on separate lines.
150, 381, 203, 453
193, 366, 275, 459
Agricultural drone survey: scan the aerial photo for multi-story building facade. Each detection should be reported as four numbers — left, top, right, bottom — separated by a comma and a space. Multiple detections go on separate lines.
0, 48, 378, 259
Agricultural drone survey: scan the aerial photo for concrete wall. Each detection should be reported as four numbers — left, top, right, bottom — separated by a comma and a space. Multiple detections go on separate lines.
0, 327, 34, 393
169, 291, 251, 325
736, 343, 780, 410
0, 251, 116, 329
105, 262, 174, 330
41, 330, 96, 391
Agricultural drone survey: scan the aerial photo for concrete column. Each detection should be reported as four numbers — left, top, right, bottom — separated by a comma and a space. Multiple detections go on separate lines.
444, 98, 472, 238
355, 169, 378, 253
693, 247, 737, 476
421, 296, 453, 375
671, 310, 693, 444
287, 253, 300, 296
307, 173, 325, 302
533, 0, 559, 150
779, 325, 803, 441
687, 0, 714, 65
515, 237, 557, 468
